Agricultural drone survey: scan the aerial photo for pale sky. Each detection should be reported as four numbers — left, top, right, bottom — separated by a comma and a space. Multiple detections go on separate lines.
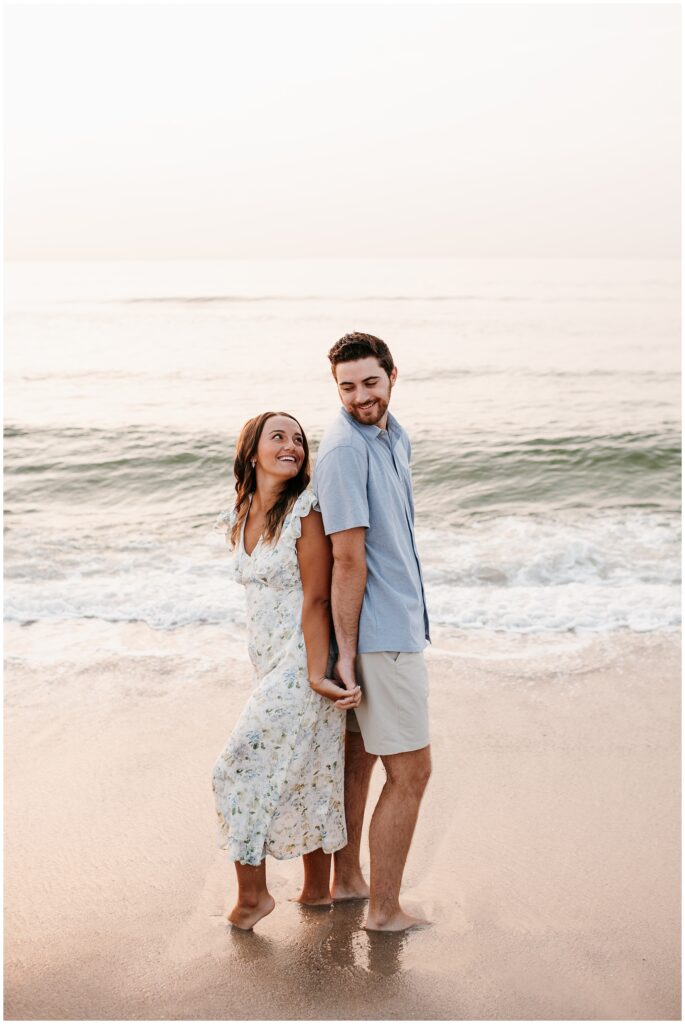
4, 3, 681, 260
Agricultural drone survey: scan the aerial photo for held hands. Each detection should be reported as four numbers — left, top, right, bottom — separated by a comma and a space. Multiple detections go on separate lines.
309, 671, 362, 710
333, 656, 362, 710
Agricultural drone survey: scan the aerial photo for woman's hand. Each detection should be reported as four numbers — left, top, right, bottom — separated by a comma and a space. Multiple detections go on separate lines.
333, 683, 362, 711
309, 676, 362, 710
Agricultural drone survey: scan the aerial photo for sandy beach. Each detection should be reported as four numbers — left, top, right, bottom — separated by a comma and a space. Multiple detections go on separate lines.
5, 0, 681, 1017
4, 625, 680, 1021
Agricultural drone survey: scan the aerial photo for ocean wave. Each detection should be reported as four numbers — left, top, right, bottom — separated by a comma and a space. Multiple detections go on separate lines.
3, 510, 680, 634
411, 432, 681, 517
426, 582, 680, 633
4, 425, 680, 517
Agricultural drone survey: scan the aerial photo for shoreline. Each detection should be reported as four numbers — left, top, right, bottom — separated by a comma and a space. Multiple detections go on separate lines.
5, 628, 681, 1020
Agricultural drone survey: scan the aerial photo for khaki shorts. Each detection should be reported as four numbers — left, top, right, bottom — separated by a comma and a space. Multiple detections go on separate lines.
346, 651, 430, 756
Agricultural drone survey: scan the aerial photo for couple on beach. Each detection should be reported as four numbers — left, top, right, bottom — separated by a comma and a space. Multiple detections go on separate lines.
212, 332, 431, 933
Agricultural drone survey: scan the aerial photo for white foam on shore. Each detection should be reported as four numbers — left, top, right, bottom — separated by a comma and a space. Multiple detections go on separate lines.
5, 509, 680, 635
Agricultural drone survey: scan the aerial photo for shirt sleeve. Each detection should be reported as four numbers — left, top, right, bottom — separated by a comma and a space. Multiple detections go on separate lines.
313, 444, 370, 535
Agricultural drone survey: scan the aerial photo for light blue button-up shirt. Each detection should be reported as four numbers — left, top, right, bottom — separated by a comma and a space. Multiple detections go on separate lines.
312, 407, 430, 653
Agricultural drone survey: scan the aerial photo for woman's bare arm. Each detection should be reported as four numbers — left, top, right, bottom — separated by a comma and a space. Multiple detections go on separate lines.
296, 509, 361, 709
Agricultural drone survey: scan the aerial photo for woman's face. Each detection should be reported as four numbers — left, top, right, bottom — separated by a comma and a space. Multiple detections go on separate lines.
254, 415, 306, 480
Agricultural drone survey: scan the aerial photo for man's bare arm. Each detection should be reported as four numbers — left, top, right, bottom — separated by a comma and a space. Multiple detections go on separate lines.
330, 527, 367, 691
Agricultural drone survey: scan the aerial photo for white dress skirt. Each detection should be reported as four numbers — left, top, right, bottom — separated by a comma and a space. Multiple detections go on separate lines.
211, 490, 347, 866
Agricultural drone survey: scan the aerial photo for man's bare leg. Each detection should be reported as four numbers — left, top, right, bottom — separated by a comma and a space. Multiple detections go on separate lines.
365, 745, 432, 932
229, 860, 276, 930
295, 848, 333, 905
332, 728, 377, 900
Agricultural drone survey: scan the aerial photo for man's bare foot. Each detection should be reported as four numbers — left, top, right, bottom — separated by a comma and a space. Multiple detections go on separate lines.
332, 874, 370, 902
228, 893, 276, 930
364, 909, 431, 932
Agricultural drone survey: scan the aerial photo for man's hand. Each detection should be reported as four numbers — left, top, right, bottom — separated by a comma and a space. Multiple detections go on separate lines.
309, 674, 362, 710
333, 657, 358, 691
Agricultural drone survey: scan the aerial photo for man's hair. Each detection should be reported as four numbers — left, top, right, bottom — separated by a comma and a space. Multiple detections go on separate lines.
327, 332, 395, 379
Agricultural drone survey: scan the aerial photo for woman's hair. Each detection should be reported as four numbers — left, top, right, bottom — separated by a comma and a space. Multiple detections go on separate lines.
229, 411, 310, 548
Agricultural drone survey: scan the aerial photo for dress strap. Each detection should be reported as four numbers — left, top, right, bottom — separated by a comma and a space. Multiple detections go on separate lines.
285, 489, 320, 541
214, 507, 237, 542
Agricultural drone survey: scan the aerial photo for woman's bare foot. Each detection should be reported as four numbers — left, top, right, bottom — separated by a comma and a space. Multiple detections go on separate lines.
228, 893, 276, 930
364, 909, 431, 932
291, 891, 333, 907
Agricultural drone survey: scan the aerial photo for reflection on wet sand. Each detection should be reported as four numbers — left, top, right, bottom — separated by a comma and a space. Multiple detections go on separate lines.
366, 930, 408, 977
228, 898, 408, 979
320, 901, 368, 971
324, 901, 408, 977
227, 924, 276, 964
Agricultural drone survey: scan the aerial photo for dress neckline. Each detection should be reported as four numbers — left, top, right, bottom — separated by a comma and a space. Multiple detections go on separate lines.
241, 514, 262, 559
240, 491, 309, 557
240, 492, 262, 558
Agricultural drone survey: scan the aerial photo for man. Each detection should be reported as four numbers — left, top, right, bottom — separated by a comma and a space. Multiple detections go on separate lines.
312, 331, 432, 932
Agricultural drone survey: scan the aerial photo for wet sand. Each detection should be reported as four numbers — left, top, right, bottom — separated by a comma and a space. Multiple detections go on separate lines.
4, 627, 681, 1020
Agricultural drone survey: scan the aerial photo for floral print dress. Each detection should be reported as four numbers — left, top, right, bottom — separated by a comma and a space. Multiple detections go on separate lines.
212, 490, 347, 867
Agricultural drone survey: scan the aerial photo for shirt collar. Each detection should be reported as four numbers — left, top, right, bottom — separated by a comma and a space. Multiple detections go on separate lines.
340, 406, 399, 440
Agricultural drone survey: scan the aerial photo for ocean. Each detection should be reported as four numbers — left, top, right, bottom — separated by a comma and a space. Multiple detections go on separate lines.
4, 258, 681, 663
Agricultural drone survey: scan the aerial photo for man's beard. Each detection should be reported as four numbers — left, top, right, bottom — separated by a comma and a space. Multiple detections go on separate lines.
349, 392, 390, 425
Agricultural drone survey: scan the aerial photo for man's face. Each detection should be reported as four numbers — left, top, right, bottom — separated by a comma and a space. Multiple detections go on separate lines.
334, 356, 397, 426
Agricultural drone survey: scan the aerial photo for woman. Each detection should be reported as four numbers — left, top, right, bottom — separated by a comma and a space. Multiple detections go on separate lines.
212, 411, 362, 930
